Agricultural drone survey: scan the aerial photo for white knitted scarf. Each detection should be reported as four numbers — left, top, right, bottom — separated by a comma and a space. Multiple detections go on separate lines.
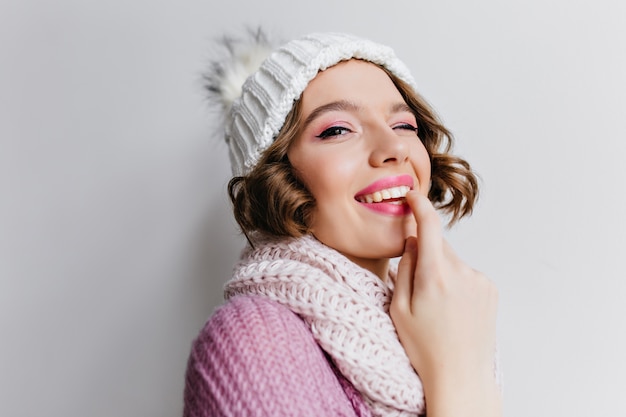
224, 234, 425, 416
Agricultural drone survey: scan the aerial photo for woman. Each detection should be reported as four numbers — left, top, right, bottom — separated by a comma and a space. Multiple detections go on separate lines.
184, 31, 501, 417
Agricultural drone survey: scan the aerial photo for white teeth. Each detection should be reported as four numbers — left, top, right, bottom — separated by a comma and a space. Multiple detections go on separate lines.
357, 185, 410, 203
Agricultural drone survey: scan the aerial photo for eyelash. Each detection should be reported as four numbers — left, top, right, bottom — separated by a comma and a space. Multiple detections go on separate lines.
316, 126, 352, 139
316, 123, 418, 139
394, 123, 418, 133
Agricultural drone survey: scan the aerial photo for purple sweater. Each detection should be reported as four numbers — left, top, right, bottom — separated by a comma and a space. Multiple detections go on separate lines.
183, 296, 372, 417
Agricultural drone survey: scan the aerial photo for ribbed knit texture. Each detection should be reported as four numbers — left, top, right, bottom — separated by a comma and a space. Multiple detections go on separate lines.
183, 296, 372, 417
225, 32, 418, 176
224, 235, 425, 416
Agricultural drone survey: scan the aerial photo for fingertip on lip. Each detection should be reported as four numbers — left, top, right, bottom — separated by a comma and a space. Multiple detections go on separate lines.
403, 189, 426, 207
405, 189, 419, 199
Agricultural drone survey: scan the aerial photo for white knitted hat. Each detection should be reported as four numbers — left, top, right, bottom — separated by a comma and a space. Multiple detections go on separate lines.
207, 32, 419, 176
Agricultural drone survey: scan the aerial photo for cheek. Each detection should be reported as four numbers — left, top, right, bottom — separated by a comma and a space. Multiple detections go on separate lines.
296, 155, 361, 234
297, 150, 361, 197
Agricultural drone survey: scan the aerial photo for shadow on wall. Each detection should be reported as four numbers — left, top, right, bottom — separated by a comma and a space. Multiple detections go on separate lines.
187, 193, 244, 324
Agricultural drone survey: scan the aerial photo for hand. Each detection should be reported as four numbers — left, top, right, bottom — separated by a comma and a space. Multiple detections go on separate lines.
390, 191, 501, 417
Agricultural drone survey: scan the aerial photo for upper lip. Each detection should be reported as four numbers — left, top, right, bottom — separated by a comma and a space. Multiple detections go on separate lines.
354, 174, 414, 200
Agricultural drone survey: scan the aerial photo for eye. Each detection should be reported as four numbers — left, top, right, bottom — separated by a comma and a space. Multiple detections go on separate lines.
316, 126, 353, 139
393, 123, 418, 133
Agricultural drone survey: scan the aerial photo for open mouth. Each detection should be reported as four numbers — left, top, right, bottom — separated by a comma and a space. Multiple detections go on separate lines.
354, 175, 414, 215
355, 185, 411, 204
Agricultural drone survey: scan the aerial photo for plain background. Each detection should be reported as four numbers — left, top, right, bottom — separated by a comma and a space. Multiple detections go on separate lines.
2, 0, 625, 416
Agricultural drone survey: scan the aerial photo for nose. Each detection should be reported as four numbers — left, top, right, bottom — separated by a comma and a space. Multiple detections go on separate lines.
368, 125, 410, 167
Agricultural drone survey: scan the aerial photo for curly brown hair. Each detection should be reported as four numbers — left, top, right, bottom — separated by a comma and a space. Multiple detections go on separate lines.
228, 64, 479, 242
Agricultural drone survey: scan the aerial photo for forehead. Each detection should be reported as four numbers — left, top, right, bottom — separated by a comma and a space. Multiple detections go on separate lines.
299, 59, 404, 113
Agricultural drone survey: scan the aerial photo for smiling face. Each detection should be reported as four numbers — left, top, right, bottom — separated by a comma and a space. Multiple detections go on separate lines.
287, 60, 431, 277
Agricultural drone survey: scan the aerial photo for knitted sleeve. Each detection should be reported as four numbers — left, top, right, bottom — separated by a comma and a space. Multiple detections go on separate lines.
183, 295, 369, 417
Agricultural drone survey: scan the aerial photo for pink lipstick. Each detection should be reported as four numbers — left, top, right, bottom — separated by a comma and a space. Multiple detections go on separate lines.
354, 174, 414, 216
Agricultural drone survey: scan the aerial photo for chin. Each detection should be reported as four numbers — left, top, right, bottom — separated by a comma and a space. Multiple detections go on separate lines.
387, 247, 405, 259
373, 240, 406, 259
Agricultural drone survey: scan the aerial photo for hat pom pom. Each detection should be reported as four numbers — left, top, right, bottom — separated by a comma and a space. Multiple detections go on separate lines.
204, 28, 274, 114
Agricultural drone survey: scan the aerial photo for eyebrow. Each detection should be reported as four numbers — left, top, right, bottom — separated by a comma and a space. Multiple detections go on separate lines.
302, 100, 359, 131
390, 102, 414, 115
301, 100, 415, 131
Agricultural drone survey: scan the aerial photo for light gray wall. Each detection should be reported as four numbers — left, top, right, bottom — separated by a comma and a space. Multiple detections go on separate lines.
2, 1, 625, 416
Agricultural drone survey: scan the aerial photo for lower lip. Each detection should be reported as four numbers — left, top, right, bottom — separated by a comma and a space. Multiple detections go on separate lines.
357, 201, 411, 216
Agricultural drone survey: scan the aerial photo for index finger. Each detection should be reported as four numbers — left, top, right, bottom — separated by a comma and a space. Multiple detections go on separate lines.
404, 191, 444, 272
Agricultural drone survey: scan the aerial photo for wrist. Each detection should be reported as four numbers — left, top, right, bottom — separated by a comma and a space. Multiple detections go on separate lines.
420, 369, 501, 417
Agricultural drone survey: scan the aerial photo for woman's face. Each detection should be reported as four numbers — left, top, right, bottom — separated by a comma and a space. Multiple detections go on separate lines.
288, 60, 431, 275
